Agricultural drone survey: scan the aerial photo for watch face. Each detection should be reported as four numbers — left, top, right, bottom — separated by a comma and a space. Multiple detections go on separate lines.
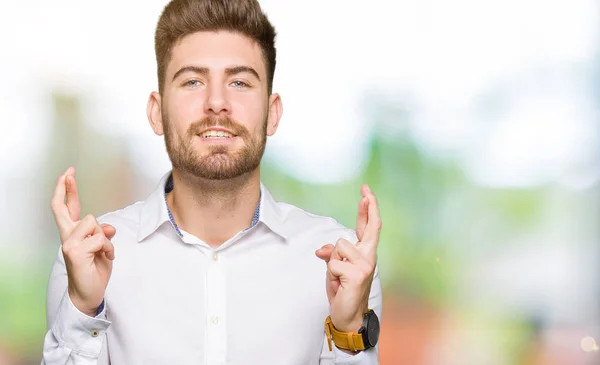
364, 310, 380, 347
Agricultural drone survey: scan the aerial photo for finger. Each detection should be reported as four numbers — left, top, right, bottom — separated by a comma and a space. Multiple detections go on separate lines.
355, 194, 369, 241
361, 187, 382, 244
103, 238, 115, 260
98, 234, 116, 260
334, 238, 364, 264
362, 183, 372, 195
85, 233, 116, 260
326, 269, 340, 297
50, 168, 70, 215
327, 259, 352, 278
330, 244, 343, 262
315, 244, 334, 262
65, 214, 102, 248
65, 173, 81, 222
50, 168, 74, 239
101, 224, 116, 240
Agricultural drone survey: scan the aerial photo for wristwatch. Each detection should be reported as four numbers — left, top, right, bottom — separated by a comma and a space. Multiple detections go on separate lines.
324, 309, 380, 352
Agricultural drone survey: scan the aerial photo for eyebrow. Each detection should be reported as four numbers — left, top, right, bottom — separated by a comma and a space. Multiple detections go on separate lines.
225, 66, 261, 81
172, 65, 261, 82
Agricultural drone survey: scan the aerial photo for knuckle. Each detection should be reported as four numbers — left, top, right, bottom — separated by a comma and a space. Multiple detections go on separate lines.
50, 200, 60, 212
83, 214, 97, 225
353, 264, 371, 281
92, 234, 105, 245
358, 271, 370, 283
356, 269, 368, 281
374, 219, 382, 231
62, 244, 75, 259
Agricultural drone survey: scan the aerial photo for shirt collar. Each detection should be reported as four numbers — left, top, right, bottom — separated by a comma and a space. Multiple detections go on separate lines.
257, 181, 288, 240
137, 171, 288, 242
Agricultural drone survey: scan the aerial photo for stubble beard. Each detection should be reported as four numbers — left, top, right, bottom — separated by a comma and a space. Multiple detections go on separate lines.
163, 114, 268, 181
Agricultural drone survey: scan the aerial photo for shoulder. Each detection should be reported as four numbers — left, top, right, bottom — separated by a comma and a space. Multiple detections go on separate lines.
276, 201, 358, 243
96, 200, 144, 229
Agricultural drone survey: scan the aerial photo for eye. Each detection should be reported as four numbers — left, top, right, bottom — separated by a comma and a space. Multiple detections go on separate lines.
230, 80, 249, 88
184, 80, 202, 88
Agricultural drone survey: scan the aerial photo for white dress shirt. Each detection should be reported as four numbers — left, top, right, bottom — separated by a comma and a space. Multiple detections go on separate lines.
42, 171, 382, 365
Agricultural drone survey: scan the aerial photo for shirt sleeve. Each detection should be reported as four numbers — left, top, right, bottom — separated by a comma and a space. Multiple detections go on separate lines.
41, 247, 111, 365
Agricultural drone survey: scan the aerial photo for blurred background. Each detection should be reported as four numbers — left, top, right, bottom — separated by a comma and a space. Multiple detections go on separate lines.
0, 0, 599, 364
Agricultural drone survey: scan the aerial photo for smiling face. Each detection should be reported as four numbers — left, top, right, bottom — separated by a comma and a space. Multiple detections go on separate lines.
147, 30, 282, 180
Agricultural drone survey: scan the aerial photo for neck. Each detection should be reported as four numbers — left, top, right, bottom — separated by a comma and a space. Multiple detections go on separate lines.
166, 167, 261, 248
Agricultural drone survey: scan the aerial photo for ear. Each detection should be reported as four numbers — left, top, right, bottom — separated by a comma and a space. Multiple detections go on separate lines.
266, 93, 283, 137
147, 91, 164, 136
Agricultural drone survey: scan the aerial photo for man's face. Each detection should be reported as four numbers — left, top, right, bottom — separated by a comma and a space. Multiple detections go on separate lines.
155, 31, 278, 180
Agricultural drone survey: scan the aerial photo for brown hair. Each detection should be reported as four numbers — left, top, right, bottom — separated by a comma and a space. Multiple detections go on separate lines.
154, 0, 277, 94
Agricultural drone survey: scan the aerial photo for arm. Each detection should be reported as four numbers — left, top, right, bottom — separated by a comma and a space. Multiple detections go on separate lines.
319, 265, 382, 365
317, 184, 384, 364
41, 168, 114, 365
41, 248, 111, 365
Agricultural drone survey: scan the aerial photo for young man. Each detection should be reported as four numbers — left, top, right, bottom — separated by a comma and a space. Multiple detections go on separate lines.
42, 0, 382, 364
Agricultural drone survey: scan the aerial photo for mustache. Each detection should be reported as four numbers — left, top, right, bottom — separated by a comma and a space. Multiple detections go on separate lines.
187, 116, 249, 138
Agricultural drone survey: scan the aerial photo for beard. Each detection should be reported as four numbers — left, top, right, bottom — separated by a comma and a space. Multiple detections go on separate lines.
163, 113, 267, 180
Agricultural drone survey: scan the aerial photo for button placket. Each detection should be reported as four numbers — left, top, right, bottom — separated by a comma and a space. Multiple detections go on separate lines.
206, 251, 227, 364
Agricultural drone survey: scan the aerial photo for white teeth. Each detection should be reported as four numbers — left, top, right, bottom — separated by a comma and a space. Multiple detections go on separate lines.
201, 130, 233, 138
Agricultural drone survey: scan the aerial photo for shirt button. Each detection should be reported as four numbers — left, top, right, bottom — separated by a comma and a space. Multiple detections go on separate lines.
90, 329, 100, 337
212, 252, 219, 261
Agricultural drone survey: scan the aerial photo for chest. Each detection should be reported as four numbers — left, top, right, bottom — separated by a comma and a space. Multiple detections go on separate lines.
103, 236, 330, 365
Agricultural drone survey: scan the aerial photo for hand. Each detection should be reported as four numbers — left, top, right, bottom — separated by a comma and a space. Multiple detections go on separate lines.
315, 184, 381, 333
50, 167, 116, 317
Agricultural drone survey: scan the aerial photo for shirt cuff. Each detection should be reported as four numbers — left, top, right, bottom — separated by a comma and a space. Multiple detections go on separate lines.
333, 345, 380, 364
332, 346, 365, 363
50, 290, 111, 357
333, 346, 356, 358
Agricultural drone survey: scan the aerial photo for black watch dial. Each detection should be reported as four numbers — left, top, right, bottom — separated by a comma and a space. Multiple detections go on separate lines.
360, 310, 380, 348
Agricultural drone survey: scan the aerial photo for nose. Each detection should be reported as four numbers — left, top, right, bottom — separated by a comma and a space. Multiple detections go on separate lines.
204, 82, 231, 116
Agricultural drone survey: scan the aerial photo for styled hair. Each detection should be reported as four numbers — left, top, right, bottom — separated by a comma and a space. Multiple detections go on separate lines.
155, 0, 277, 94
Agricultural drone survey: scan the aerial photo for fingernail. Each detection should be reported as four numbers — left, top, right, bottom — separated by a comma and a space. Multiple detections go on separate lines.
365, 184, 372, 193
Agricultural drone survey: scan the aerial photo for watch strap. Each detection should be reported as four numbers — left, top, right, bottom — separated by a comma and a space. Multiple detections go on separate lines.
324, 316, 366, 352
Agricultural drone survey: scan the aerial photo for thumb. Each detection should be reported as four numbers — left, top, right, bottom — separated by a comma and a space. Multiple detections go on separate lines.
101, 224, 116, 240
315, 244, 334, 262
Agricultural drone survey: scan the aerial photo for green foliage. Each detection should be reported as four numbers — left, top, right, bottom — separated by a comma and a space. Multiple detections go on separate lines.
0, 261, 49, 356
263, 132, 547, 306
